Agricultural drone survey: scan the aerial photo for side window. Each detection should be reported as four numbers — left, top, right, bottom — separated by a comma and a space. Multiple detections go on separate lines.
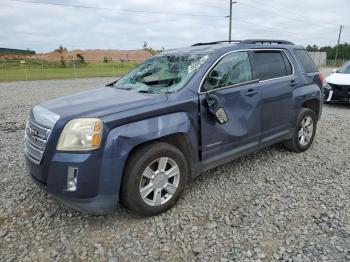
202, 52, 252, 91
293, 49, 318, 73
251, 51, 291, 81
281, 51, 293, 75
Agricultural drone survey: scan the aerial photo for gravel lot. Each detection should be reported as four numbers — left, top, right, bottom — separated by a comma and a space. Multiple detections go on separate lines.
0, 77, 349, 261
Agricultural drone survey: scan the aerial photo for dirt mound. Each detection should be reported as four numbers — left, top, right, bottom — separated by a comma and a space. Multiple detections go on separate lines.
1, 49, 152, 61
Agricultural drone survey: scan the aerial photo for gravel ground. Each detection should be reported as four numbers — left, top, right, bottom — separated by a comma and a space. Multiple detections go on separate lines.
0, 77, 349, 261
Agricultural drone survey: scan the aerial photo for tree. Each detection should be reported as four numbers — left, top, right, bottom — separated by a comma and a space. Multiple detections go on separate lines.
76, 53, 85, 64
103, 56, 110, 63
308, 43, 350, 60
55, 45, 67, 54
60, 56, 66, 68
142, 41, 163, 56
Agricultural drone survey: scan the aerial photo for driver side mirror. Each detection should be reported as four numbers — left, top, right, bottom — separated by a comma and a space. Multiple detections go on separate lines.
207, 70, 220, 87
205, 93, 228, 125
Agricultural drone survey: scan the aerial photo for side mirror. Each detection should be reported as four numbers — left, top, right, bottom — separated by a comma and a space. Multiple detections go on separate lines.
207, 70, 220, 87
205, 93, 228, 125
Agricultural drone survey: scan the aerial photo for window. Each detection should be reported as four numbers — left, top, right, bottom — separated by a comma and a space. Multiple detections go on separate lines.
337, 62, 350, 74
251, 51, 291, 81
293, 49, 318, 73
202, 52, 252, 91
282, 52, 293, 75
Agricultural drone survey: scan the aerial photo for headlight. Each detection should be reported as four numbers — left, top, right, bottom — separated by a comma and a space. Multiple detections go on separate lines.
57, 118, 103, 151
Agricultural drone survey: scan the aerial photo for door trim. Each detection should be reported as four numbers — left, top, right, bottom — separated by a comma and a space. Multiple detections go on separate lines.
199, 79, 259, 94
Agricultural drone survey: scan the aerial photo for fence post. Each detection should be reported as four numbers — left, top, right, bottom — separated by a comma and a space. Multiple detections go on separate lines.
25, 64, 28, 80
41, 61, 45, 80
72, 56, 77, 79
1, 58, 5, 82
20, 60, 28, 81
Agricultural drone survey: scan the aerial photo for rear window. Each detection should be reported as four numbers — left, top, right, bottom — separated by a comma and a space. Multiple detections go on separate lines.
251, 51, 291, 81
293, 49, 318, 73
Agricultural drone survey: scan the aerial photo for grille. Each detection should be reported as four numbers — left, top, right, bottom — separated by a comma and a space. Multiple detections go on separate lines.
329, 83, 350, 95
24, 119, 52, 165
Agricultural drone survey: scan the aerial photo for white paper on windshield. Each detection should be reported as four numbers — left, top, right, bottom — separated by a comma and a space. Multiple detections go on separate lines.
188, 55, 209, 74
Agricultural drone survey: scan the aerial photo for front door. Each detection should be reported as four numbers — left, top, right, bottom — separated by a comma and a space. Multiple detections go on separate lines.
199, 51, 261, 161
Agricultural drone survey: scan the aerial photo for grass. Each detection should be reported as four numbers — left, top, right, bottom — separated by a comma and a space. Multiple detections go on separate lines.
0, 60, 139, 82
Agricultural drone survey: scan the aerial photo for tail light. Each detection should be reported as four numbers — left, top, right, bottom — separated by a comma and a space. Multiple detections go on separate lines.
318, 71, 325, 86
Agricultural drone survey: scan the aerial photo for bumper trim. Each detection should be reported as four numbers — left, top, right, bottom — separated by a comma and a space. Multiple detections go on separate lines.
55, 194, 118, 215
30, 173, 118, 214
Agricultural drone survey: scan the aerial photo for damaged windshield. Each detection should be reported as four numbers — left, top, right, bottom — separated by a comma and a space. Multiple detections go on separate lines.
114, 54, 209, 93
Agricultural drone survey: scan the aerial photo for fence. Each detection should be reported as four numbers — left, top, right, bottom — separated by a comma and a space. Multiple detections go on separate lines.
308, 51, 327, 67
0, 58, 140, 82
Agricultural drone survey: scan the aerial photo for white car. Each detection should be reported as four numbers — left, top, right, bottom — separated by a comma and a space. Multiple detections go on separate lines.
324, 61, 350, 103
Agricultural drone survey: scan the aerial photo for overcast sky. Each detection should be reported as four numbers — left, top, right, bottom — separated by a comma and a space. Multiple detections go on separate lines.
1, 0, 350, 53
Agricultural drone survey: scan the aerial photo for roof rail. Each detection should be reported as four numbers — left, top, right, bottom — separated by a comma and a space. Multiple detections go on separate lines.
191, 40, 241, 47
240, 39, 294, 45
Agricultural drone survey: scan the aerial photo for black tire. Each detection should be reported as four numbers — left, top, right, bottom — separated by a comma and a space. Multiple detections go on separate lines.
121, 142, 188, 216
283, 108, 317, 153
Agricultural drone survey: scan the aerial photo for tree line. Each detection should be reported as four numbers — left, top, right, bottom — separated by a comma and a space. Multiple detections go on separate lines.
306, 43, 350, 60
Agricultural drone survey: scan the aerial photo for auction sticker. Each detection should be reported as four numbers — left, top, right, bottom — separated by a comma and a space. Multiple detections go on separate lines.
188, 55, 209, 74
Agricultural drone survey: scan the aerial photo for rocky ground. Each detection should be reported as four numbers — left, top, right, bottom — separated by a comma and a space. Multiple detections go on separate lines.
0, 78, 349, 261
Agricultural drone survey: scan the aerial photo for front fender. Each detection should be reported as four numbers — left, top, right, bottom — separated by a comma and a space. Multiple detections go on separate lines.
103, 112, 197, 159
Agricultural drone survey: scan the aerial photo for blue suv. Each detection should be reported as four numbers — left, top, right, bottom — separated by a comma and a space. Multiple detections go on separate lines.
25, 39, 323, 216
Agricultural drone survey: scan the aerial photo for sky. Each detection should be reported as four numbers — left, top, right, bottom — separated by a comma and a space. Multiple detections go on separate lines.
1, 0, 350, 53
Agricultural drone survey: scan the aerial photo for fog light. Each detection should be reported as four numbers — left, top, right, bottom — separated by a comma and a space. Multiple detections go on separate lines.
67, 167, 78, 192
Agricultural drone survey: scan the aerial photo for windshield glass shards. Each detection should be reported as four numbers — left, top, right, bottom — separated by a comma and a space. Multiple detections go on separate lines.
114, 54, 209, 94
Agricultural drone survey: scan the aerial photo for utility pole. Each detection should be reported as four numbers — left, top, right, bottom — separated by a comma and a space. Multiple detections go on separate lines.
228, 1, 237, 43
334, 25, 343, 67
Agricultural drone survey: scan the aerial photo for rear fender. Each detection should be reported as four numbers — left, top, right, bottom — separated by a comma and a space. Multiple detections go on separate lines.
293, 84, 322, 122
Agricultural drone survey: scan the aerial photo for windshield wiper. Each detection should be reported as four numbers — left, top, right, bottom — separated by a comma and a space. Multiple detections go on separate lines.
114, 84, 134, 90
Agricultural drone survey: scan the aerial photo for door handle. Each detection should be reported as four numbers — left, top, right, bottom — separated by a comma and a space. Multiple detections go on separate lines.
290, 80, 298, 87
245, 89, 258, 97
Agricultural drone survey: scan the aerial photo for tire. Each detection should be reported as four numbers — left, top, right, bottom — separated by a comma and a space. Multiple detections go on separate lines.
283, 108, 317, 153
121, 142, 188, 216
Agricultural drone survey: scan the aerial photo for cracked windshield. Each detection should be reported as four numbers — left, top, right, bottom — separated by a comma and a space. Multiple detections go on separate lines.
114, 54, 209, 93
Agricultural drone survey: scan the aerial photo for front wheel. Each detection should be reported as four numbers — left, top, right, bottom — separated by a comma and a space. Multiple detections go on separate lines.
121, 142, 188, 216
283, 108, 317, 152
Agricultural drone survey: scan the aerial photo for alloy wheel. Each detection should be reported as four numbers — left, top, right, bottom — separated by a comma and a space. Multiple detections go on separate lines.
298, 115, 314, 146
139, 157, 180, 206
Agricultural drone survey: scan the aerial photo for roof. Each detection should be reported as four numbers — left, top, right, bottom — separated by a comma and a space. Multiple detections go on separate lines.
161, 39, 304, 56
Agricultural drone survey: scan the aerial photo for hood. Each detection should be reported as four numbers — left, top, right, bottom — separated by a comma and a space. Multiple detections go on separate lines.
326, 73, 350, 85
40, 87, 167, 119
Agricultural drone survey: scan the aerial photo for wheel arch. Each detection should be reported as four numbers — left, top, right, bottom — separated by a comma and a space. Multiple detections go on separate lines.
102, 112, 199, 199
124, 133, 193, 178
301, 98, 321, 120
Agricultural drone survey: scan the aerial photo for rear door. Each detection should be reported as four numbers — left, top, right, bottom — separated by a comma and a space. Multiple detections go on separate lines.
249, 50, 295, 146
199, 51, 261, 161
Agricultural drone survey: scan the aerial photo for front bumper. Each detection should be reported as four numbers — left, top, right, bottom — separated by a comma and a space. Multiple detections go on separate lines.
30, 173, 118, 214
324, 84, 350, 103
26, 151, 127, 214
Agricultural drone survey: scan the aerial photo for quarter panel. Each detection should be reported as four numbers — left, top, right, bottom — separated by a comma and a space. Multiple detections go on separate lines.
293, 83, 322, 121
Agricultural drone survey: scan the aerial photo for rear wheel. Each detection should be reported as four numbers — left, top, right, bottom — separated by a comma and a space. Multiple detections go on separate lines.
121, 142, 188, 216
283, 108, 317, 152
